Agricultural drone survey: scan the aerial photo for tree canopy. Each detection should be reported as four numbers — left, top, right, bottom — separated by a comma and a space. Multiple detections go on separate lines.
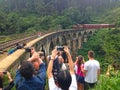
0, 0, 120, 35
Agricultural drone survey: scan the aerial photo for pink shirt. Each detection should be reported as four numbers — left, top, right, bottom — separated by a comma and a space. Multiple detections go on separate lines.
76, 64, 84, 77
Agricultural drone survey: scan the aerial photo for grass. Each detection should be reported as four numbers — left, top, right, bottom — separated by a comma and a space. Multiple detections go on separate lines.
0, 32, 36, 44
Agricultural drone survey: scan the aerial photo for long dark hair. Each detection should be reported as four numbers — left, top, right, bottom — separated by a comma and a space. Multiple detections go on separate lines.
57, 70, 72, 90
77, 55, 84, 68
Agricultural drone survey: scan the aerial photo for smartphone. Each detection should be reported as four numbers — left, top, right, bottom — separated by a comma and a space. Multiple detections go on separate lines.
57, 46, 64, 51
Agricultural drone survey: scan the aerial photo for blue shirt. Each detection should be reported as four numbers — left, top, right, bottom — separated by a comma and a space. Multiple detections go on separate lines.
15, 63, 46, 90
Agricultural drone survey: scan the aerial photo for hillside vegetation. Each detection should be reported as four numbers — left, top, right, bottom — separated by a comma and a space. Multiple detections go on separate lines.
100, 7, 120, 26
0, 0, 120, 90
0, 0, 120, 35
78, 28, 120, 90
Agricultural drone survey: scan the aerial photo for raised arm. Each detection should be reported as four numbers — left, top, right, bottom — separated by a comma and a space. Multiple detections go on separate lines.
47, 49, 58, 79
64, 46, 74, 74
37, 60, 46, 83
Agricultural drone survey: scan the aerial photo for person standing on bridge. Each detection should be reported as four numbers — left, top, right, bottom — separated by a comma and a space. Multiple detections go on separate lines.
84, 50, 100, 90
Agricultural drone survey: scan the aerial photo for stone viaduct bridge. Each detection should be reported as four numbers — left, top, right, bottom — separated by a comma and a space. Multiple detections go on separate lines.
0, 28, 96, 71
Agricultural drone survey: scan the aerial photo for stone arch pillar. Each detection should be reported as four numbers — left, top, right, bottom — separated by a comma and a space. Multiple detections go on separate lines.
58, 35, 62, 45
45, 40, 51, 55
65, 34, 71, 48
83, 35, 87, 42
49, 39, 54, 54
71, 33, 77, 59
52, 37, 56, 47
71, 39, 77, 59
61, 35, 67, 45
77, 32, 82, 49
83, 31, 87, 42
78, 36, 82, 49
66, 39, 71, 49
56, 37, 60, 46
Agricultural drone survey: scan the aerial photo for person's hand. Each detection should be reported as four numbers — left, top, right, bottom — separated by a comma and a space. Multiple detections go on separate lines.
63, 46, 70, 54
76, 57, 78, 61
74, 57, 78, 64
28, 52, 43, 67
51, 48, 58, 60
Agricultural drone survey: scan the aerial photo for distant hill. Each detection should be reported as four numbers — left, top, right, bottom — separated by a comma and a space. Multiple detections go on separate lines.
0, 0, 120, 35
97, 7, 120, 26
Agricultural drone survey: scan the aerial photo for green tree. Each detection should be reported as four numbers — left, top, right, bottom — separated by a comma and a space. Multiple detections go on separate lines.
0, 11, 6, 35
103, 29, 120, 63
5, 12, 20, 34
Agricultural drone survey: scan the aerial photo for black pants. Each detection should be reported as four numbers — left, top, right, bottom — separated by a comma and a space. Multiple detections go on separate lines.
84, 81, 96, 90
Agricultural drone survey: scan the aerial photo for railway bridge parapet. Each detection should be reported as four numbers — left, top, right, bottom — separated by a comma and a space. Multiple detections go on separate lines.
0, 28, 96, 71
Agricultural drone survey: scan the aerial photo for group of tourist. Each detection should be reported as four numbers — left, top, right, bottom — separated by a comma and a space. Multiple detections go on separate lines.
74, 50, 100, 90
0, 45, 100, 90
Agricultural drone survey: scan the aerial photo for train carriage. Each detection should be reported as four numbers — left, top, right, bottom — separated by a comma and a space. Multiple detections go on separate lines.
73, 24, 115, 29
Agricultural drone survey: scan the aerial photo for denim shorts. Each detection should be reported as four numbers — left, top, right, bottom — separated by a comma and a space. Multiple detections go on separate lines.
76, 74, 84, 83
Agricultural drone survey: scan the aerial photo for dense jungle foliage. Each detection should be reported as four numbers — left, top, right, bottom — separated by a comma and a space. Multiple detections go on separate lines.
78, 28, 120, 72
0, 0, 120, 90
78, 28, 120, 90
0, 0, 120, 35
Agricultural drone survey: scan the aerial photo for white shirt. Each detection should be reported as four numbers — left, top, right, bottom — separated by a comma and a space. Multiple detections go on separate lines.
84, 60, 100, 83
48, 74, 77, 90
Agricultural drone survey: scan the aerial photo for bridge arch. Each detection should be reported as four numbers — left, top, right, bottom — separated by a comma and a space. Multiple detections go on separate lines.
0, 28, 97, 71
49, 39, 54, 54
78, 32, 82, 49
56, 37, 60, 45
60, 35, 67, 45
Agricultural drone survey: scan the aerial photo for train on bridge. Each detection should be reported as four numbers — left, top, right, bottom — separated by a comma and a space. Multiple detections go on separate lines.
73, 24, 115, 29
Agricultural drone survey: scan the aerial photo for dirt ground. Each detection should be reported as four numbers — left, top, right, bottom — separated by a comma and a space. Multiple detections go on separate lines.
0, 52, 7, 62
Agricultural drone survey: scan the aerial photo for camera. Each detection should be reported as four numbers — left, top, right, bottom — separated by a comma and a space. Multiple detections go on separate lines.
57, 46, 64, 51
25, 47, 31, 52
3, 71, 7, 74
